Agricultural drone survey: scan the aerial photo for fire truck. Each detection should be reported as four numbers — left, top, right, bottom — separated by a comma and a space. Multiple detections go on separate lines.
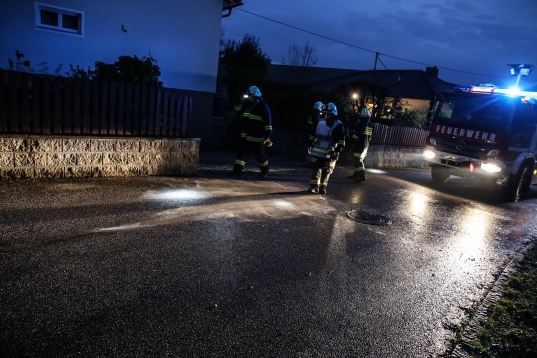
423, 84, 537, 201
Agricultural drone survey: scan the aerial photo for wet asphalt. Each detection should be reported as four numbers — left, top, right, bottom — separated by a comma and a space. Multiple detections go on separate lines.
1, 149, 536, 357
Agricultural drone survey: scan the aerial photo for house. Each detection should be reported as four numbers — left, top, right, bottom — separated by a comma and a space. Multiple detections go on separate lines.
268, 61, 361, 85
0, 0, 244, 140
310, 67, 457, 117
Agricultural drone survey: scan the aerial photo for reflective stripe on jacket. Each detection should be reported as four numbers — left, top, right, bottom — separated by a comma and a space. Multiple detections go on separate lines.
309, 119, 345, 159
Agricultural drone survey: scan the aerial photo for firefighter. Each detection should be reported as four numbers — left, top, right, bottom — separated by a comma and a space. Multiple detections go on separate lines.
302, 101, 324, 167
348, 107, 373, 182
229, 86, 273, 178
306, 103, 345, 194
308, 101, 324, 129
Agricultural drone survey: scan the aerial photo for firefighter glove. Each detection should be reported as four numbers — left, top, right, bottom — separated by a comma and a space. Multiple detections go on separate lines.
329, 150, 339, 161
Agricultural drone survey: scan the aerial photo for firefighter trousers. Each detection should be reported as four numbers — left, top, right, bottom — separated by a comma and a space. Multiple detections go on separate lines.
233, 140, 269, 174
309, 156, 335, 188
350, 150, 367, 179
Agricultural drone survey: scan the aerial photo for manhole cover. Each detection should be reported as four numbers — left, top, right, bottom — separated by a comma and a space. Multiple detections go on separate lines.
345, 210, 392, 226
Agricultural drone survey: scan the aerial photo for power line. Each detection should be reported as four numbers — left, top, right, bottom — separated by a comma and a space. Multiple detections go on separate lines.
236, 8, 508, 80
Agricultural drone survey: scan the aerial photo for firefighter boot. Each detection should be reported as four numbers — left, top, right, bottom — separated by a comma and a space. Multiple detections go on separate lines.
259, 167, 269, 178
308, 186, 319, 194
319, 186, 327, 194
355, 175, 367, 183
348, 172, 359, 179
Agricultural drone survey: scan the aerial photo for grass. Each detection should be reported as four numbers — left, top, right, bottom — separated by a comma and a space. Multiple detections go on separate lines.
466, 244, 537, 357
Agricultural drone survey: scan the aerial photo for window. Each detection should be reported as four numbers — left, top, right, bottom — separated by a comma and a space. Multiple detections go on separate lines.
35, 3, 84, 36
437, 94, 514, 131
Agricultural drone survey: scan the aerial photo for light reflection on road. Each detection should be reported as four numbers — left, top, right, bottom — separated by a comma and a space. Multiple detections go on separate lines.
410, 192, 427, 215
145, 189, 207, 201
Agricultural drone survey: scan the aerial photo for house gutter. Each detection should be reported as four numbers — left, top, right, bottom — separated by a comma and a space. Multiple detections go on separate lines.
222, 1, 243, 18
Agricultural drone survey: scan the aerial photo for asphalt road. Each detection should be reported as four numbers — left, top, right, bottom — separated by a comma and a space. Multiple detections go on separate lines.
1, 153, 536, 357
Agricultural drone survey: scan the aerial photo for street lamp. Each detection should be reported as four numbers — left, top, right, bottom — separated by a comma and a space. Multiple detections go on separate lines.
351, 93, 359, 118
507, 64, 533, 88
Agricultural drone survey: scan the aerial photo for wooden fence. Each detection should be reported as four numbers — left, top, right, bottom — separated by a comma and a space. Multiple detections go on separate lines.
0, 69, 192, 137
370, 122, 427, 147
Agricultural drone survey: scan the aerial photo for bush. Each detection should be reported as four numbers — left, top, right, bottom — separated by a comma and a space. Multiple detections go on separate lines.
67, 54, 162, 86
392, 108, 424, 129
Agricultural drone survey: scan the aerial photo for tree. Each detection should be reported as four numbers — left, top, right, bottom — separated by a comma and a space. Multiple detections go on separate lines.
278, 42, 319, 83
333, 80, 391, 121
219, 33, 270, 104
331, 81, 423, 128
282, 42, 318, 67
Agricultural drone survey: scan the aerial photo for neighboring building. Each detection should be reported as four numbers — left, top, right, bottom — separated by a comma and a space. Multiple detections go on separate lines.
0, 0, 244, 140
311, 67, 457, 117
268, 63, 457, 117
268, 61, 361, 85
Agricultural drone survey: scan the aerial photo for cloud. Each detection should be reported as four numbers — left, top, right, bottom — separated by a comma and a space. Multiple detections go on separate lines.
223, 0, 537, 86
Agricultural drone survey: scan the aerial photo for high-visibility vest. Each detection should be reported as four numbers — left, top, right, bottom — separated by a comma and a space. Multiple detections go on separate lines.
311, 119, 343, 159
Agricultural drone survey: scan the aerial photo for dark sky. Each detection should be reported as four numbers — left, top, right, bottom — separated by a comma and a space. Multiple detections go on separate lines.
222, 0, 537, 89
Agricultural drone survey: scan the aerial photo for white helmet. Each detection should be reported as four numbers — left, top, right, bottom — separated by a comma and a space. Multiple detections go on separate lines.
323, 103, 337, 115
360, 108, 371, 117
246, 86, 262, 97
313, 101, 323, 110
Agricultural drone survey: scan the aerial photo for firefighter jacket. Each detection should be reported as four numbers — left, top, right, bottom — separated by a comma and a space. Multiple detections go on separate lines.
350, 118, 373, 154
235, 98, 273, 143
308, 119, 345, 159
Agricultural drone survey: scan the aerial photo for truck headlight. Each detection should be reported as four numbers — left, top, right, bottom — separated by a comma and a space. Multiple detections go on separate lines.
481, 163, 501, 173
423, 150, 435, 159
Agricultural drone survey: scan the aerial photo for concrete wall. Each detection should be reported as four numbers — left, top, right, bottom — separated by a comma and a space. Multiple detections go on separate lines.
268, 128, 428, 169
353, 145, 428, 169
0, 135, 199, 180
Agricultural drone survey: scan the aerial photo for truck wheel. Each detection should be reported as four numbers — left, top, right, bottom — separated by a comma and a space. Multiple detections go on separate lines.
503, 164, 532, 202
431, 165, 450, 183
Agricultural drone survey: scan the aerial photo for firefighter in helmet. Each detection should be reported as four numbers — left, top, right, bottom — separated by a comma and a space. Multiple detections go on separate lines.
308, 101, 324, 130
302, 101, 324, 167
229, 86, 273, 178
348, 107, 373, 182
306, 103, 345, 194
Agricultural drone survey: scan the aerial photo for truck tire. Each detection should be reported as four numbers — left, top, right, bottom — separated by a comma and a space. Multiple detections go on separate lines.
503, 164, 532, 202
431, 164, 450, 183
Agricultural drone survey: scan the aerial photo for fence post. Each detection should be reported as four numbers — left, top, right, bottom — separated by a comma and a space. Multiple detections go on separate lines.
147, 86, 156, 136
91, 79, 100, 135
116, 81, 125, 135
31, 75, 41, 133
63, 79, 72, 134
72, 79, 81, 134
8, 71, 19, 133
0, 70, 6, 132
20, 73, 30, 133
140, 84, 148, 136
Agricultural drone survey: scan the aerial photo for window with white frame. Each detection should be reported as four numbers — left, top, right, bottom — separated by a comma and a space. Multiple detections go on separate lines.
35, 2, 84, 36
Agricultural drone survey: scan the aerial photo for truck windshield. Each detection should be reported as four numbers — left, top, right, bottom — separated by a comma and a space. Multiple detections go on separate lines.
436, 94, 513, 130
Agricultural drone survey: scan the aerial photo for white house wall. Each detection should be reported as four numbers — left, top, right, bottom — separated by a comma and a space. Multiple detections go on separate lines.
0, 0, 224, 93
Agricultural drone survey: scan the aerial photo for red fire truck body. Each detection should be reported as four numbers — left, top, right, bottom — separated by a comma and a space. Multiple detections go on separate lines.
423, 85, 537, 201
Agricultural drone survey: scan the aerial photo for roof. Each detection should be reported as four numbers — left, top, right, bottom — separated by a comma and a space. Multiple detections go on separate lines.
312, 69, 458, 100
223, 1, 243, 10
268, 63, 361, 85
